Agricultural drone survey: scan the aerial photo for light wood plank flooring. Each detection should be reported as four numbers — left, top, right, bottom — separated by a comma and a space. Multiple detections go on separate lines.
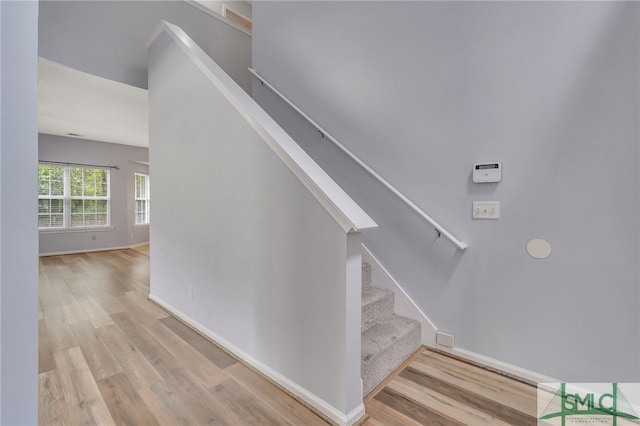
41, 247, 540, 425
39, 248, 329, 425
363, 348, 538, 425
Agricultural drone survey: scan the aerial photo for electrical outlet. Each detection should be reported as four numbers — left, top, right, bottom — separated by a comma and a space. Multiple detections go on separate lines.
472, 201, 500, 219
92, 235, 96, 241
187, 285, 193, 299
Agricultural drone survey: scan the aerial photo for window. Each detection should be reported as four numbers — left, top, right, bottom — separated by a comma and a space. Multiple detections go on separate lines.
134, 173, 150, 225
38, 164, 110, 229
38, 165, 65, 228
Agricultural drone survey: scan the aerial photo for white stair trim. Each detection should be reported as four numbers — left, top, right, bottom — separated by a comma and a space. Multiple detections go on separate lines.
146, 20, 377, 234
361, 244, 437, 346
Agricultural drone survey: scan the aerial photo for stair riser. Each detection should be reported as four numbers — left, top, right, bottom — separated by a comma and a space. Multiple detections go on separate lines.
361, 292, 394, 331
361, 320, 421, 396
362, 262, 372, 287
361, 261, 422, 397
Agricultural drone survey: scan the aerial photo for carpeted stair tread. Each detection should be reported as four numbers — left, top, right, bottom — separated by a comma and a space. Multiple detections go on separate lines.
361, 314, 421, 396
362, 286, 394, 331
362, 314, 420, 359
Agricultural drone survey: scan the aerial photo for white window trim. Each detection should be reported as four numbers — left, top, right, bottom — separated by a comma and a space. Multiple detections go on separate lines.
38, 164, 111, 231
39, 226, 115, 235
134, 172, 150, 225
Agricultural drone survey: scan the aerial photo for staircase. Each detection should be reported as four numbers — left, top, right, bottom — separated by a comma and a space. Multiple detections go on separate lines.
361, 262, 421, 396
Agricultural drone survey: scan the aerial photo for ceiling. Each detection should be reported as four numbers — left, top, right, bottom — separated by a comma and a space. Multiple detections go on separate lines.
37, 0, 254, 149
38, 58, 149, 148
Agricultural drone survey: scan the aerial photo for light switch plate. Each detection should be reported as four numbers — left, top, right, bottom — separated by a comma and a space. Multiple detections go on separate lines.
473, 201, 500, 219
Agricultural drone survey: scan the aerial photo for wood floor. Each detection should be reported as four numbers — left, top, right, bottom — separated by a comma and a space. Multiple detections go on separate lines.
38, 248, 329, 425
40, 246, 539, 425
363, 349, 538, 426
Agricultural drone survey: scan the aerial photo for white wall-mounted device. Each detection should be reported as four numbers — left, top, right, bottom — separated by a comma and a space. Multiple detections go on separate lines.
473, 162, 502, 183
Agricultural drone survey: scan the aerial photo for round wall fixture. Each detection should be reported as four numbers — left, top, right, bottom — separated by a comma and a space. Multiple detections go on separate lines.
527, 238, 551, 259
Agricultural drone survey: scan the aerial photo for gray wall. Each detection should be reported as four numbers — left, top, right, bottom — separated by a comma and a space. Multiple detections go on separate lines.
0, 1, 39, 423
252, 1, 640, 382
39, 0, 252, 92
39, 134, 149, 255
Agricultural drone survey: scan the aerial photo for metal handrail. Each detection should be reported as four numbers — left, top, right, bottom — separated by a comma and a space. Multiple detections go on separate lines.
249, 68, 467, 251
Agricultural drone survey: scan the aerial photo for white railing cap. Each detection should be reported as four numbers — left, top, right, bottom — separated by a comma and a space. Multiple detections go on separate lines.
147, 21, 377, 233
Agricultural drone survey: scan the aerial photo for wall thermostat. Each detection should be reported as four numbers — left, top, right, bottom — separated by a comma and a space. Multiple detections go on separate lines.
473, 162, 501, 183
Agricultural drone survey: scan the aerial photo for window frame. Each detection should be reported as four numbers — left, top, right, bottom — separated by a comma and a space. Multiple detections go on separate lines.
37, 165, 66, 229
134, 172, 150, 226
38, 164, 111, 231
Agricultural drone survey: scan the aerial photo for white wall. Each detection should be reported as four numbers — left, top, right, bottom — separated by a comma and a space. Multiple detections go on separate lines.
148, 23, 373, 424
38, 134, 149, 255
0, 1, 39, 423
252, 1, 640, 382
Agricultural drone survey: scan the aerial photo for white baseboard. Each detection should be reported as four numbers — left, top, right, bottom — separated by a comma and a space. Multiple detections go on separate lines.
127, 241, 150, 249
361, 243, 438, 346
148, 294, 365, 426
441, 346, 560, 385
39, 241, 149, 257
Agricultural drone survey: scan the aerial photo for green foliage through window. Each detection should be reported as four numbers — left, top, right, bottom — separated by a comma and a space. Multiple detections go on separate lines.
38, 164, 110, 229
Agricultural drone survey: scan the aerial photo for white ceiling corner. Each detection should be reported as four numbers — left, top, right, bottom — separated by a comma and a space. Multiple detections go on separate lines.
38, 58, 149, 148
